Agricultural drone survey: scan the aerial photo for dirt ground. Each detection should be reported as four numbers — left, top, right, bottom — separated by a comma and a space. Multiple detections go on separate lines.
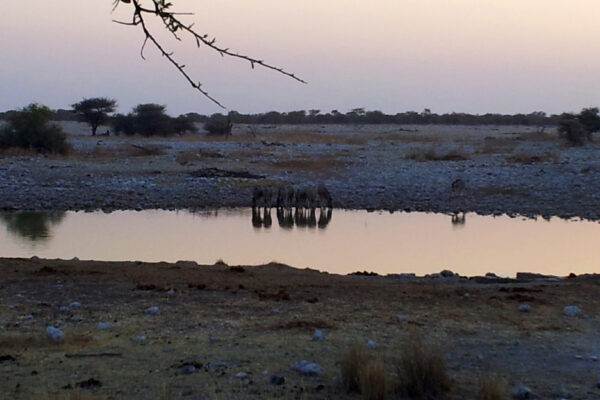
1, 257, 599, 399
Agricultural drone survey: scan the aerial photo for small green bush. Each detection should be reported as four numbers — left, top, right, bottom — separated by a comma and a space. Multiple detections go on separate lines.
0, 104, 69, 154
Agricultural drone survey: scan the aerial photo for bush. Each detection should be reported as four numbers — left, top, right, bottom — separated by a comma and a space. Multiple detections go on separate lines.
476, 375, 505, 400
360, 358, 387, 400
393, 334, 450, 398
558, 107, 600, 145
204, 114, 232, 135
0, 104, 69, 154
340, 342, 368, 393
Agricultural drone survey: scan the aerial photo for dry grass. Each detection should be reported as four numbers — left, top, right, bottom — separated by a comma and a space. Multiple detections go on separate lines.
175, 148, 224, 165
476, 375, 506, 400
393, 333, 450, 398
517, 131, 557, 142
505, 151, 560, 164
477, 137, 518, 154
81, 144, 168, 159
269, 154, 346, 173
262, 132, 366, 145
340, 342, 369, 393
404, 146, 469, 162
359, 358, 387, 400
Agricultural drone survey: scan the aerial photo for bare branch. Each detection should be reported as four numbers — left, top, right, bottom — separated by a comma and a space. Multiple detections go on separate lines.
112, 0, 305, 107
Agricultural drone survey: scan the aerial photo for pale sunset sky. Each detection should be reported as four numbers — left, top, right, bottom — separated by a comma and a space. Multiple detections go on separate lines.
1, 0, 599, 115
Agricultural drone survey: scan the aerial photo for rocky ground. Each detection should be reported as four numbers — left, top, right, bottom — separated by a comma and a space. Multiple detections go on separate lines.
1, 258, 599, 400
1, 122, 599, 219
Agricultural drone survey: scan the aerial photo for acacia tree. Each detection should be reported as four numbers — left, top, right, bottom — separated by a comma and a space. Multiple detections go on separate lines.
72, 97, 117, 136
112, 0, 304, 107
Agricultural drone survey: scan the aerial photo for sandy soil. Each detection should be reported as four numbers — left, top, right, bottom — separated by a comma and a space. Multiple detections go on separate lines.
1, 123, 599, 219
1, 257, 599, 399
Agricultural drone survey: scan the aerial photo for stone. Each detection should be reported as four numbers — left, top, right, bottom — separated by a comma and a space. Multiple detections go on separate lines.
69, 302, 81, 308
270, 375, 285, 385
312, 329, 325, 341
518, 304, 531, 313
396, 314, 407, 322
512, 384, 531, 399
293, 360, 322, 376
366, 340, 377, 349
46, 326, 64, 341
180, 365, 196, 375
132, 335, 146, 342
563, 305, 581, 317
440, 269, 455, 277
145, 306, 159, 315
97, 322, 111, 330
59, 306, 69, 312
235, 372, 247, 378
71, 257, 79, 262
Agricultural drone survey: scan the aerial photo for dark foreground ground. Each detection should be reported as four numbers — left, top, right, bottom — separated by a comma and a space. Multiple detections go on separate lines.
1, 257, 599, 399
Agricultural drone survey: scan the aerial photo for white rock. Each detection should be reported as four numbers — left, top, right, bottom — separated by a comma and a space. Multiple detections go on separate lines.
236, 372, 247, 378
46, 326, 64, 341
312, 329, 325, 341
132, 335, 146, 342
145, 306, 159, 315
69, 302, 81, 308
366, 340, 377, 349
563, 305, 581, 317
512, 384, 531, 399
396, 314, 407, 322
518, 304, 531, 313
59, 306, 69, 312
293, 360, 322, 376
97, 322, 111, 330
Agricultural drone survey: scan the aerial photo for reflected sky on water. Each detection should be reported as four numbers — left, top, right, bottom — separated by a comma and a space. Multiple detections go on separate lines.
0, 209, 598, 277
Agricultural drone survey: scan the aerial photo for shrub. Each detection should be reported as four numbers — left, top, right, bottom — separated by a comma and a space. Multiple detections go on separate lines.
340, 342, 368, 393
476, 375, 505, 400
393, 333, 450, 398
360, 358, 387, 400
204, 114, 232, 135
558, 107, 600, 145
0, 104, 69, 154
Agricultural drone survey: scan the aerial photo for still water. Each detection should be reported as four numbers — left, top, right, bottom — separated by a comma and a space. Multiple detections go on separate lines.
0, 209, 598, 277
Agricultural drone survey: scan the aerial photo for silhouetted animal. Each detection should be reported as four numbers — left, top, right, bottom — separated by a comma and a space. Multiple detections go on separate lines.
318, 208, 332, 229
317, 184, 332, 208
451, 212, 466, 225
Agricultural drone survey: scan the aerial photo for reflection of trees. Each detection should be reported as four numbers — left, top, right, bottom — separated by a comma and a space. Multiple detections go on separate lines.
0, 212, 66, 242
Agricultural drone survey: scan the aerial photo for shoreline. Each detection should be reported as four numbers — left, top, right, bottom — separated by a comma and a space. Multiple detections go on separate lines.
0, 123, 599, 220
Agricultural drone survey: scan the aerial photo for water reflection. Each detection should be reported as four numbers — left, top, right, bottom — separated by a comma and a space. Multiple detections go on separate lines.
0, 211, 65, 242
451, 212, 466, 227
253, 207, 332, 229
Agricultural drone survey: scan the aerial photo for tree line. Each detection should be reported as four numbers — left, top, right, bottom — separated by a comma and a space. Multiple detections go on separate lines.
1, 99, 599, 154
0, 104, 570, 129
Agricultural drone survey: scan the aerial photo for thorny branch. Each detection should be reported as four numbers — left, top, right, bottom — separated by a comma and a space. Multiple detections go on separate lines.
112, 0, 305, 108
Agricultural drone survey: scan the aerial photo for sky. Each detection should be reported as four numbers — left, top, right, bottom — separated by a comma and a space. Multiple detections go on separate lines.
2, 0, 600, 116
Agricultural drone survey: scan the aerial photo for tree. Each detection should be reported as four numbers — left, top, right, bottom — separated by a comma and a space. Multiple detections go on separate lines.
0, 104, 69, 154
72, 98, 117, 136
131, 104, 173, 136
112, 0, 305, 107
557, 107, 600, 145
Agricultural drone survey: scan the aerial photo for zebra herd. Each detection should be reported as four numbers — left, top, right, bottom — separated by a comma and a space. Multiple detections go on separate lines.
251, 184, 333, 229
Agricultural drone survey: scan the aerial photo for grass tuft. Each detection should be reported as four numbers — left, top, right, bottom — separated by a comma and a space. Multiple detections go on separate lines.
340, 342, 369, 393
394, 333, 450, 398
476, 375, 505, 400
360, 358, 387, 400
